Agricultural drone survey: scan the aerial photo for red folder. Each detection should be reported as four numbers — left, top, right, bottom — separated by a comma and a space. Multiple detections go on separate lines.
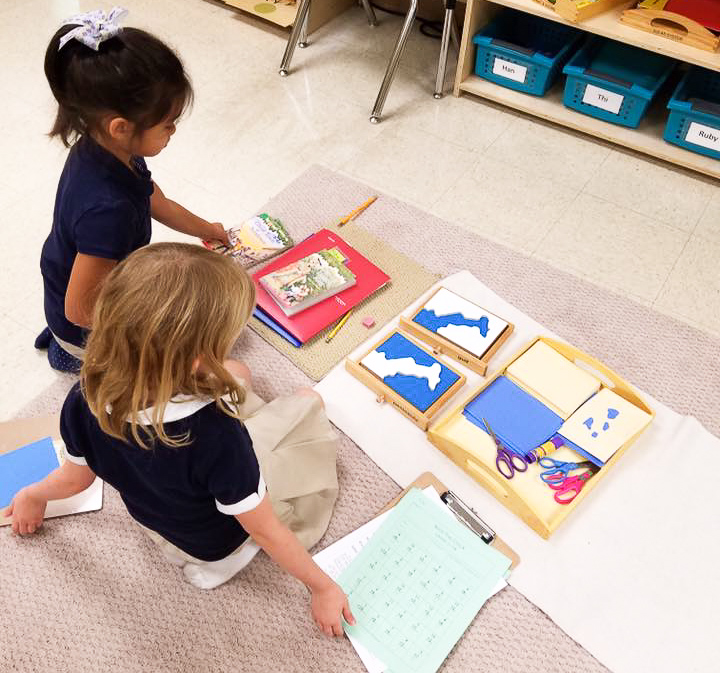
252, 229, 390, 344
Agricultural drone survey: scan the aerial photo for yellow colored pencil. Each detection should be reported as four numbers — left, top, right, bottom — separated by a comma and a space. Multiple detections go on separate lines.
338, 196, 377, 227
325, 310, 353, 343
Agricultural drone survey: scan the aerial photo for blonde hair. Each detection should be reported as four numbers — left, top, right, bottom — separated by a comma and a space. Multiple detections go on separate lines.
81, 242, 256, 449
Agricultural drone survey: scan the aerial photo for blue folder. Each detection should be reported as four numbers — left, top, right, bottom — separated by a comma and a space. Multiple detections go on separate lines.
252, 306, 302, 348
463, 376, 563, 457
0, 437, 60, 508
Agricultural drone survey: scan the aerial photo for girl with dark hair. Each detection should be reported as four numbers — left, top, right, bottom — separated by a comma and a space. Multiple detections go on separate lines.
37, 8, 229, 372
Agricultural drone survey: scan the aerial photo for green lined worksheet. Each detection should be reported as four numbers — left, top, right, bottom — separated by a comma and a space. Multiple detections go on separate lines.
339, 488, 511, 673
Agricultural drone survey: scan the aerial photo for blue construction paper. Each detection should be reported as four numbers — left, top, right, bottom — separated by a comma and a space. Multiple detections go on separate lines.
463, 376, 562, 456
376, 333, 461, 413
558, 435, 605, 467
0, 437, 59, 508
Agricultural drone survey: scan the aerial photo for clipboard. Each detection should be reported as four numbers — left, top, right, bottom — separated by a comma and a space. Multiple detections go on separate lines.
0, 414, 103, 526
380, 472, 520, 569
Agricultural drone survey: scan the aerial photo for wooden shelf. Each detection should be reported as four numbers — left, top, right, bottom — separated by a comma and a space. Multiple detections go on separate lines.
486, 0, 720, 71
453, 0, 720, 179
459, 75, 720, 179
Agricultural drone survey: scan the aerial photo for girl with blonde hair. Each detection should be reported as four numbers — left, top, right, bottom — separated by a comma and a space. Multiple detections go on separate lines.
6, 243, 351, 636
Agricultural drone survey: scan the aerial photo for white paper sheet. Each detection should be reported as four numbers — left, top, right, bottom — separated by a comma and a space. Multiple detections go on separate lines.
315, 270, 720, 673
0, 440, 103, 526
313, 486, 507, 673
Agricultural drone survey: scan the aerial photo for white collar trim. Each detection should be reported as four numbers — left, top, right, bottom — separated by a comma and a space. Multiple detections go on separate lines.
107, 395, 216, 424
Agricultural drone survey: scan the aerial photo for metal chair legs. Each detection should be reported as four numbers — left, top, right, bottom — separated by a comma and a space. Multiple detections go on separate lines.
360, 0, 378, 26
433, 0, 456, 99
278, 0, 312, 76
369, 0, 418, 123
299, 9, 309, 48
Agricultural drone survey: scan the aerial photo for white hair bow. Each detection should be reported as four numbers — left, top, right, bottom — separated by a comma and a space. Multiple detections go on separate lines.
58, 6, 128, 51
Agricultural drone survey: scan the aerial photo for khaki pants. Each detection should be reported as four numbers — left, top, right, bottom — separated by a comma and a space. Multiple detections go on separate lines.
140, 388, 339, 589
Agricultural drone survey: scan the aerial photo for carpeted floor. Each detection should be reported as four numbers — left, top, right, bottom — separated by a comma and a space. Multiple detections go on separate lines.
4, 165, 719, 673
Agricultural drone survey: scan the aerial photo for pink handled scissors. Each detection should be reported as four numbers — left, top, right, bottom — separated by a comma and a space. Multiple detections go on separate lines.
548, 467, 598, 504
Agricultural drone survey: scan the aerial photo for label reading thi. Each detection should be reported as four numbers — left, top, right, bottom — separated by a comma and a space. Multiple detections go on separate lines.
685, 122, 720, 152
492, 58, 527, 84
582, 84, 624, 115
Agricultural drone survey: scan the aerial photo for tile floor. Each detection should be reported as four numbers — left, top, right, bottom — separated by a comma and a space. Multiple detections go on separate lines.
0, 0, 718, 420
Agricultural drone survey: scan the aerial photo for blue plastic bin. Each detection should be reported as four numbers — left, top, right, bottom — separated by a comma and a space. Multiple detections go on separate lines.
664, 67, 720, 161
473, 10, 583, 97
562, 38, 675, 128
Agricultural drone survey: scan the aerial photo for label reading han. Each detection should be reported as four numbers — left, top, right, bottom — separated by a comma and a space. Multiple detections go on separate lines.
685, 122, 720, 152
582, 84, 624, 115
492, 58, 527, 84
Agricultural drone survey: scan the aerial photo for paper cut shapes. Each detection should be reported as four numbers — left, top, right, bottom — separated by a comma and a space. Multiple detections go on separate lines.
412, 288, 509, 360
559, 388, 652, 463
361, 333, 461, 413
506, 340, 602, 418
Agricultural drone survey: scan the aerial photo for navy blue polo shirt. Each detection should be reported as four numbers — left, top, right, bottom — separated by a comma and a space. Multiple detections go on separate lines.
40, 136, 154, 347
60, 384, 265, 562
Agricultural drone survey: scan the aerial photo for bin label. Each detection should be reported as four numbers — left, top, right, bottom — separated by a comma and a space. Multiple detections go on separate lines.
492, 58, 527, 84
582, 84, 624, 115
685, 122, 720, 152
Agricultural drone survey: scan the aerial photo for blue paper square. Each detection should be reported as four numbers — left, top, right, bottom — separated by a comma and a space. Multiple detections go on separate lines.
0, 437, 59, 508
463, 376, 562, 455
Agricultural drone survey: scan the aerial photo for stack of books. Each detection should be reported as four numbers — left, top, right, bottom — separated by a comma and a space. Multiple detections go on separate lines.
253, 229, 390, 346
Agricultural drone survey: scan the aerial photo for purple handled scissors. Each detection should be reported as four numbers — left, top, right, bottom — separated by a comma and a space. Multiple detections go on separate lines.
483, 417, 528, 480
548, 468, 598, 504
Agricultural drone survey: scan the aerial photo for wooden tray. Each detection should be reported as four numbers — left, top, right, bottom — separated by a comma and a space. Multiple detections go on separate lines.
398, 288, 514, 376
427, 336, 655, 538
345, 329, 466, 431
554, 0, 629, 22
620, 8, 720, 52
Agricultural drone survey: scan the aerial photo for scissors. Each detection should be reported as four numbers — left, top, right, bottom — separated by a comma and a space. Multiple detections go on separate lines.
547, 468, 598, 504
538, 457, 597, 484
483, 418, 527, 480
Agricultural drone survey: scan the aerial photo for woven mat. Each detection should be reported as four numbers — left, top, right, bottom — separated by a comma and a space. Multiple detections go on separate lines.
8, 165, 720, 673
249, 225, 438, 381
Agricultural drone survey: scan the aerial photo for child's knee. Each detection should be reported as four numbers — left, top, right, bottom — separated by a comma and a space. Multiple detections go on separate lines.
297, 387, 324, 408
224, 359, 252, 386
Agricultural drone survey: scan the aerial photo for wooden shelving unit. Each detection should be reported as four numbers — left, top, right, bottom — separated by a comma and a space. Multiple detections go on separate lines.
454, 0, 720, 179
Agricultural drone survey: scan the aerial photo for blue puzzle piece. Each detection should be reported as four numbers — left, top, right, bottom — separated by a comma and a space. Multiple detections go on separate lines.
413, 309, 490, 338
375, 333, 460, 413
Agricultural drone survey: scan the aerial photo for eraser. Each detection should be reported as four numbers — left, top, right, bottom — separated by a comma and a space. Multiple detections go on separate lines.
362, 316, 375, 329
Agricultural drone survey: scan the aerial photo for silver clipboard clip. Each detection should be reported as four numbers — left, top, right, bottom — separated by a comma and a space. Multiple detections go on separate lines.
441, 490, 495, 544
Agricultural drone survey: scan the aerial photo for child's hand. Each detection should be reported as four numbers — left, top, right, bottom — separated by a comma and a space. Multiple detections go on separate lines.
205, 222, 229, 246
4, 487, 48, 535
311, 580, 355, 637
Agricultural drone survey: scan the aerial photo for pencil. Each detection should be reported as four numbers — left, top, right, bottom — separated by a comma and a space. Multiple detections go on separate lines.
325, 310, 353, 343
338, 196, 377, 227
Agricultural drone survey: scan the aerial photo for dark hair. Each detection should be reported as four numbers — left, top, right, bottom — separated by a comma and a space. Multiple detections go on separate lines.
44, 25, 193, 146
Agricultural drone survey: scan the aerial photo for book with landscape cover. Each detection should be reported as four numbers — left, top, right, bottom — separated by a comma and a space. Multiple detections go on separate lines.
203, 213, 293, 268
252, 229, 390, 345
259, 248, 356, 317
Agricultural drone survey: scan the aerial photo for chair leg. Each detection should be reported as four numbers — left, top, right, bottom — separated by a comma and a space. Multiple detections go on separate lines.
433, 3, 455, 99
360, 0, 378, 26
369, 0, 418, 123
279, 0, 312, 76
299, 9, 309, 48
